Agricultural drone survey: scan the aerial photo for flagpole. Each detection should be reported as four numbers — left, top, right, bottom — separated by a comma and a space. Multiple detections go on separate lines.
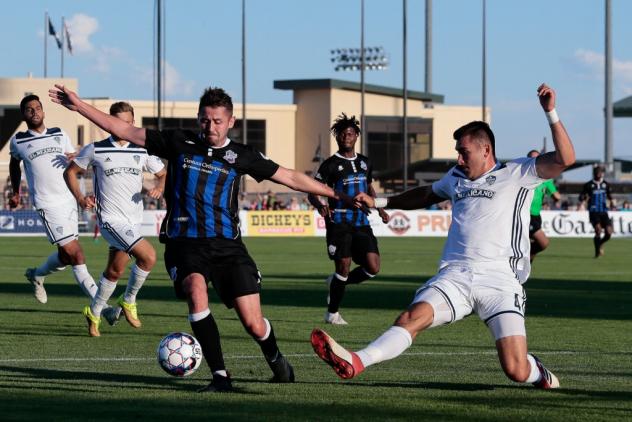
61, 16, 65, 77
44, 12, 48, 77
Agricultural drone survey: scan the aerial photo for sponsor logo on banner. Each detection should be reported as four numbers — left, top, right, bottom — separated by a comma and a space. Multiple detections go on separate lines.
387, 211, 411, 235
247, 211, 315, 236
417, 213, 452, 234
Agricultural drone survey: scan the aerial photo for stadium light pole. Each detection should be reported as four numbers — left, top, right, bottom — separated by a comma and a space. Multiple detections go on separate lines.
605, 0, 613, 176
242, 0, 248, 147
331, 45, 388, 155
403, 0, 409, 191
425, 0, 432, 93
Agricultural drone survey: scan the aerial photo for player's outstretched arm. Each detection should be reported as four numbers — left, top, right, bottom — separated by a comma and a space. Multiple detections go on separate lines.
49, 84, 147, 147
534, 84, 575, 180
355, 185, 443, 210
147, 168, 167, 199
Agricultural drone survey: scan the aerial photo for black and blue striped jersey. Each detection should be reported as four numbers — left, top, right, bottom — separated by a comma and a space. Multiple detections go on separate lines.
315, 152, 372, 227
580, 179, 612, 213
145, 129, 279, 240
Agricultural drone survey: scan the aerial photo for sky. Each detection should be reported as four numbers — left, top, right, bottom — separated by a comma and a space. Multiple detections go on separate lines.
2, 0, 632, 181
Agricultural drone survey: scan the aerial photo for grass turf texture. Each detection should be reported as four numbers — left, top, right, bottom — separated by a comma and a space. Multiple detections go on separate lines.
0, 236, 630, 421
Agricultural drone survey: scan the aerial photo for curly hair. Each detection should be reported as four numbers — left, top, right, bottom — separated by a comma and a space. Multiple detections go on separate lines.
330, 112, 361, 140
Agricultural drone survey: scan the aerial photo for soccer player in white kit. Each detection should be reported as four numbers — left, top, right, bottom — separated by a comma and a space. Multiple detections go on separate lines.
64, 102, 166, 337
8, 95, 115, 322
312, 84, 574, 389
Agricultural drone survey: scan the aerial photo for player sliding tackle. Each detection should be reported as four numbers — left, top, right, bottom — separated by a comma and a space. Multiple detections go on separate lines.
311, 84, 575, 389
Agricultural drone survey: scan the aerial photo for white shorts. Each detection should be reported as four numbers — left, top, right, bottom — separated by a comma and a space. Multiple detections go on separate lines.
38, 205, 79, 247
412, 264, 527, 340
99, 220, 143, 253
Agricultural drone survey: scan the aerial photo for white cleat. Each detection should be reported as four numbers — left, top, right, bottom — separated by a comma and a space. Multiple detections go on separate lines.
531, 354, 560, 389
102, 306, 122, 326
25, 268, 47, 304
325, 311, 348, 325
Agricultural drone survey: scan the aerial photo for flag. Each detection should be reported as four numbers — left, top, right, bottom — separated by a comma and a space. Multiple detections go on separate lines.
48, 18, 62, 49
64, 22, 73, 54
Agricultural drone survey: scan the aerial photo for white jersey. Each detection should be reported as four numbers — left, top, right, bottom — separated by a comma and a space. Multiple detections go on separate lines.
431, 158, 544, 284
73, 137, 164, 225
9, 127, 76, 210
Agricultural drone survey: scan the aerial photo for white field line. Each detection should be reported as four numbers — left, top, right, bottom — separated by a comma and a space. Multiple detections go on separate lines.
0, 350, 596, 364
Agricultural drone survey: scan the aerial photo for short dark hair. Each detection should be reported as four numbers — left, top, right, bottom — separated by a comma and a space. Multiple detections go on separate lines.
593, 165, 605, 177
20, 94, 42, 115
330, 113, 361, 140
453, 121, 496, 157
109, 101, 134, 116
527, 149, 540, 157
198, 87, 233, 114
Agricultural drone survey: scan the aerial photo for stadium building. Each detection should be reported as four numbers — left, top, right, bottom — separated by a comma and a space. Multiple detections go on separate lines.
0, 76, 483, 193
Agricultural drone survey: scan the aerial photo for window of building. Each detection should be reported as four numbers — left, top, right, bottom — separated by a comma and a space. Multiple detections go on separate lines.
365, 116, 432, 173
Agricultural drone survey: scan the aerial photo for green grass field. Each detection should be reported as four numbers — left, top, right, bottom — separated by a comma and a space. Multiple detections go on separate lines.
0, 236, 631, 421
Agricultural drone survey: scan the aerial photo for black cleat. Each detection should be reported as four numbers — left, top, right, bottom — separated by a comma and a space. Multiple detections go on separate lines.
197, 373, 233, 393
268, 354, 295, 383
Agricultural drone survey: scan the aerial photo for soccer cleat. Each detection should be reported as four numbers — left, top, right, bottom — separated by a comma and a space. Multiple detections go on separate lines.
531, 354, 560, 389
25, 268, 47, 304
82, 305, 101, 337
268, 353, 295, 383
311, 328, 364, 379
117, 295, 141, 328
102, 306, 122, 326
197, 373, 233, 393
325, 274, 333, 305
324, 311, 348, 325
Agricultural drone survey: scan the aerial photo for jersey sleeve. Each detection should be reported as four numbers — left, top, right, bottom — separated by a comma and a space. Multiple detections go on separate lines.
545, 179, 557, 195
62, 131, 76, 154
314, 161, 327, 183
605, 182, 613, 200
508, 157, 544, 189
8, 136, 19, 159
431, 170, 454, 199
73, 144, 94, 170
144, 155, 165, 174
366, 160, 373, 185
145, 129, 172, 159
579, 182, 591, 201
241, 146, 280, 182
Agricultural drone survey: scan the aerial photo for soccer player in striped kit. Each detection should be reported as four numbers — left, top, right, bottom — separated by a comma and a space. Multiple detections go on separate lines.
50, 84, 353, 392
580, 166, 614, 258
308, 113, 389, 325
64, 101, 167, 337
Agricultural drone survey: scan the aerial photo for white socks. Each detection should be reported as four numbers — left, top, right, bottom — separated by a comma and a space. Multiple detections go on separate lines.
356, 326, 413, 367
91, 277, 118, 317
35, 252, 66, 278
123, 264, 150, 304
72, 264, 98, 298
188, 308, 211, 322
525, 354, 542, 383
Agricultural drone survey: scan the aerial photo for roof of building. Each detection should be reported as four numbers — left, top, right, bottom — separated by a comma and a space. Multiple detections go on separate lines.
274, 78, 444, 103
614, 95, 632, 117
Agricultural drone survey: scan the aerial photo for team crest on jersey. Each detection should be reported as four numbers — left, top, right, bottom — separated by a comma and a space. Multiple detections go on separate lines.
224, 150, 238, 163
328, 244, 337, 255
54, 136, 61, 144
360, 161, 367, 171
125, 230, 134, 237
133, 155, 140, 164
485, 175, 496, 185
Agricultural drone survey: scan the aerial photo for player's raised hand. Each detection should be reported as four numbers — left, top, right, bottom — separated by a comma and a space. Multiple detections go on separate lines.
537, 83, 556, 112
79, 195, 96, 210
49, 84, 80, 111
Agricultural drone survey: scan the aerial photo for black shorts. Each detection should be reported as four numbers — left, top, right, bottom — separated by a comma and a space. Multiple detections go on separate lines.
589, 212, 612, 228
164, 238, 261, 309
325, 222, 379, 265
529, 215, 542, 237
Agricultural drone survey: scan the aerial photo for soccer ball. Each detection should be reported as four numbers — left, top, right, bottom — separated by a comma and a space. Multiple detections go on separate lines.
157, 332, 203, 377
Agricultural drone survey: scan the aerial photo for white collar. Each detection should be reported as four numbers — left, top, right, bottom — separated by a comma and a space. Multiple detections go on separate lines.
334, 152, 357, 161
28, 127, 47, 136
